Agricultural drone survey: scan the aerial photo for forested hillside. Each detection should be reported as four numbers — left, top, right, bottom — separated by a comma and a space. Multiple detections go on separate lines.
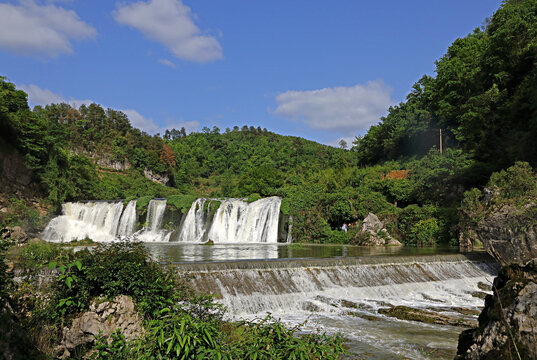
354, 0, 537, 173
2, 0, 537, 246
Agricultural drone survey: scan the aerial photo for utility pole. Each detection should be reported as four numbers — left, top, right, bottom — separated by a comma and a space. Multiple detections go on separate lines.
439, 128, 443, 155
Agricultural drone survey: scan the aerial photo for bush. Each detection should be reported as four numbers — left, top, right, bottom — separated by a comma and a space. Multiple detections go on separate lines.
48, 242, 177, 320
409, 218, 439, 246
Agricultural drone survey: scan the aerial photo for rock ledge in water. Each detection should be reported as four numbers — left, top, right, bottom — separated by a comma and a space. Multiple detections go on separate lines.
378, 305, 477, 328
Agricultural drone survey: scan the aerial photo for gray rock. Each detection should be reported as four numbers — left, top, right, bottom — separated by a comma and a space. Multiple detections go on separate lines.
357, 214, 401, 246
57, 295, 143, 358
8, 226, 26, 244
362, 213, 382, 232
456, 260, 537, 359
143, 168, 170, 186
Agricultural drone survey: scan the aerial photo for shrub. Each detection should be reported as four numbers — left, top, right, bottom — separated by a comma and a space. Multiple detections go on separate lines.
409, 218, 439, 246
49, 242, 177, 320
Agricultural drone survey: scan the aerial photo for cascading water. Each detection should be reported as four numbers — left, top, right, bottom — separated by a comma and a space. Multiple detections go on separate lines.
135, 199, 171, 242
176, 196, 282, 243
286, 215, 293, 243
176, 254, 499, 359
206, 197, 281, 243
43, 201, 125, 242
43, 196, 283, 243
117, 200, 137, 237
177, 198, 209, 242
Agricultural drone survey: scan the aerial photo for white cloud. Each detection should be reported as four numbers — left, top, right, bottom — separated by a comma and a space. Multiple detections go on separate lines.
19, 83, 92, 107
0, 0, 96, 57
158, 58, 176, 68
273, 80, 395, 134
124, 109, 199, 134
114, 0, 222, 63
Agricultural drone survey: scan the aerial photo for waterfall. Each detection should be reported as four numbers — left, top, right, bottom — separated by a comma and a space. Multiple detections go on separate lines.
207, 197, 281, 243
135, 199, 170, 242
117, 200, 137, 237
177, 198, 209, 242
286, 215, 293, 243
176, 254, 498, 317
43, 196, 283, 243
43, 201, 124, 242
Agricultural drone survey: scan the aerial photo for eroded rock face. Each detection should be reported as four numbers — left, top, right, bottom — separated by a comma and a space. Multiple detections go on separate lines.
477, 203, 537, 266
143, 168, 170, 186
56, 295, 143, 359
456, 260, 537, 359
459, 184, 537, 266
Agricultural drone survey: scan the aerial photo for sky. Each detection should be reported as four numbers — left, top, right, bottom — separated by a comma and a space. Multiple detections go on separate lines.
0, 0, 501, 146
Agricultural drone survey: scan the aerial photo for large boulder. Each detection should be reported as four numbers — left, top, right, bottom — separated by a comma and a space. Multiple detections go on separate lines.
456, 260, 537, 359
357, 213, 402, 246
56, 295, 143, 358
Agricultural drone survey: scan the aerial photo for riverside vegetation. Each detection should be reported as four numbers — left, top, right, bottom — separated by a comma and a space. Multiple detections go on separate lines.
2, 0, 537, 358
0, 241, 346, 359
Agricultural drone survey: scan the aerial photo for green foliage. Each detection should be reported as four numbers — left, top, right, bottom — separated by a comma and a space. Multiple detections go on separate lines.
46, 242, 177, 321
225, 315, 346, 360
136, 196, 153, 212
409, 218, 440, 246
166, 195, 198, 212
488, 161, 537, 201
19, 241, 66, 273
1, 197, 44, 231
0, 229, 12, 304
91, 330, 131, 360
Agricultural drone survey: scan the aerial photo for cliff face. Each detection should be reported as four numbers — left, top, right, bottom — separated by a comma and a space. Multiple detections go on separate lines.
456, 260, 537, 359
456, 163, 537, 359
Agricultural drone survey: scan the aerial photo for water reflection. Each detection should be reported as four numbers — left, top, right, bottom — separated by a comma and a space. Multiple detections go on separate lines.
145, 243, 461, 263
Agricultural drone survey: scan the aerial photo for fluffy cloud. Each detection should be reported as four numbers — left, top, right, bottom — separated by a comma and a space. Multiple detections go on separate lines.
124, 109, 199, 134
273, 80, 394, 134
114, 0, 222, 63
19, 83, 92, 107
0, 0, 96, 57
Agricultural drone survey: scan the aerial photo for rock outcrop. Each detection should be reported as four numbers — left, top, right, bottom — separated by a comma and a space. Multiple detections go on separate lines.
56, 295, 143, 359
456, 260, 537, 359
456, 163, 537, 359
357, 213, 402, 246
143, 168, 170, 186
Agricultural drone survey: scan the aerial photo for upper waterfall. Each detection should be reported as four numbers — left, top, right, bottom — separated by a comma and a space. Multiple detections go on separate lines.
42, 196, 283, 243
117, 200, 137, 237
42, 201, 125, 242
207, 197, 281, 243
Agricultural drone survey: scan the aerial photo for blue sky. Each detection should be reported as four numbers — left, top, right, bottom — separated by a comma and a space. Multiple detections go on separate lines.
0, 0, 501, 146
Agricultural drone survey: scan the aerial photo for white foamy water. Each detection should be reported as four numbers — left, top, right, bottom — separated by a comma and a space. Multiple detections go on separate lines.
135, 199, 171, 243
178, 255, 498, 360
43, 201, 125, 242
207, 197, 281, 243
117, 200, 137, 237
43, 197, 283, 243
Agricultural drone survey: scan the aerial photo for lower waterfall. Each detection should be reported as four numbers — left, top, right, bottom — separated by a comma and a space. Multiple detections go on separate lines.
176, 254, 498, 359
